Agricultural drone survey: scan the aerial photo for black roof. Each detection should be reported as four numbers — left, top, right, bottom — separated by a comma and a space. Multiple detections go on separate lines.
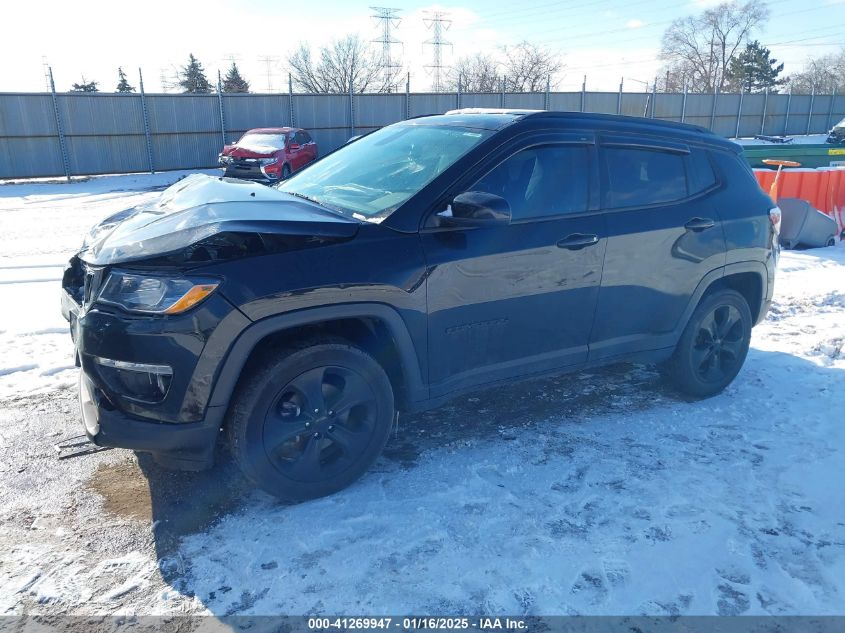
404, 108, 738, 151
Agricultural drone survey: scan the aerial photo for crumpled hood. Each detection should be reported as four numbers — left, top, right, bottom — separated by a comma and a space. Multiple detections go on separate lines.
79, 174, 359, 266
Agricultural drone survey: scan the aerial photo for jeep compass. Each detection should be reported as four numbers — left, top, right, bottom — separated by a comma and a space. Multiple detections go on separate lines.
62, 109, 779, 500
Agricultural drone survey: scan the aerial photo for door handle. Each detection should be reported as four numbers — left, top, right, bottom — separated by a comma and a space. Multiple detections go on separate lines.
556, 233, 599, 250
684, 217, 715, 231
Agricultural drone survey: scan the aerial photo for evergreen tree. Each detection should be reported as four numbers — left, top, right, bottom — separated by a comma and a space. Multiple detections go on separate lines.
70, 77, 99, 92
179, 54, 212, 93
725, 41, 785, 93
222, 61, 250, 93
115, 67, 135, 93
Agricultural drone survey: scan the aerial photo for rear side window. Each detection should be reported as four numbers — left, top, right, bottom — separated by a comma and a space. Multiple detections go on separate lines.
471, 145, 590, 220
686, 148, 718, 194
603, 147, 687, 208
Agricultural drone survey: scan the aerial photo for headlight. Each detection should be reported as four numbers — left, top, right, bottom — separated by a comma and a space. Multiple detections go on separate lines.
259, 158, 279, 166
219, 154, 232, 165
97, 271, 219, 314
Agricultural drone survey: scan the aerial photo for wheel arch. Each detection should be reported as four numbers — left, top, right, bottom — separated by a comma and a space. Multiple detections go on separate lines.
208, 303, 427, 418
675, 261, 768, 340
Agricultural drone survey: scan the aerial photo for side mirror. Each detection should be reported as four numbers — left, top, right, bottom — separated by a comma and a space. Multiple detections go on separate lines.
439, 191, 511, 227
288, 142, 301, 150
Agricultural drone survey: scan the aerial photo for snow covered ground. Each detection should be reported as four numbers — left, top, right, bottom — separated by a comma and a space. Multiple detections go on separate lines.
0, 172, 843, 618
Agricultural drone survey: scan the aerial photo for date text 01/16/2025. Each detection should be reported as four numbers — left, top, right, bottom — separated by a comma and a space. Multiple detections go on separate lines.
307, 617, 528, 630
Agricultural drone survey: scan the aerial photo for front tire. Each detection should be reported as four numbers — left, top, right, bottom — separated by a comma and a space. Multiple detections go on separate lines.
227, 340, 395, 501
665, 289, 752, 398
281, 163, 292, 179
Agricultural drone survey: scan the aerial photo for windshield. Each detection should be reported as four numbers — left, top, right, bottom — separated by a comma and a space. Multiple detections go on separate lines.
237, 133, 287, 151
276, 124, 492, 220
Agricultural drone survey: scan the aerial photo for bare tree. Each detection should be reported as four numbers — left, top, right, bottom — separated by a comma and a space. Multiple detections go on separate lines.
787, 49, 845, 93
659, 1, 770, 92
288, 35, 387, 93
445, 53, 501, 92
501, 41, 563, 92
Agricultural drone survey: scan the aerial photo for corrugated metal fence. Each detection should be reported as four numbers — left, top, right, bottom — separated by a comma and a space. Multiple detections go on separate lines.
1, 88, 843, 179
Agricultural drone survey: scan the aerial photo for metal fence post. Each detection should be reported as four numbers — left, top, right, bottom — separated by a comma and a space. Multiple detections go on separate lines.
457, 74, 462, 109
288, 74, 295, 127
617, 77, 623, 115
680, 83, 688, 123
710, 85, 719, 132
138, 68, 155, 174
544, 77, 550, 111
761, 88, 768, 136
349, 82, 355, 138
48, 67, 71, 182
405, 72, 411, 119
580, 75, 586, 112
827, 88, 837, 132
650, 78, 656, 118
806, 84, 815, 135
405, 72, 410, 119
784, 88, 792, 135
735, 88, 744, 138
500, 76, 505, 108
216, 70, 226, 147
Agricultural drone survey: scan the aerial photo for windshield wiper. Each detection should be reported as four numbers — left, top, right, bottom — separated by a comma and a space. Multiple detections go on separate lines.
282, 191, 352, 219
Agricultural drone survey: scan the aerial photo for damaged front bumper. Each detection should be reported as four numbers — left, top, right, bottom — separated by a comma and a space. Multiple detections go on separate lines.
78, 370, 221, 470
62, 258, 248, 470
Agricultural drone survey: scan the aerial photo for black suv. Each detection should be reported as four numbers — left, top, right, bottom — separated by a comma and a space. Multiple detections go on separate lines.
62, 110, 779, 500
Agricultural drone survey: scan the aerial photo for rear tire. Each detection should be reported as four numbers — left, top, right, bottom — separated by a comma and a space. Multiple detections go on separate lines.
665, 289, 752, 398
226, 340, 394, 501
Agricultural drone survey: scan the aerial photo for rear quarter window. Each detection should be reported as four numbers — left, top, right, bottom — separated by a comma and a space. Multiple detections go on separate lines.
686, 148, 718, 194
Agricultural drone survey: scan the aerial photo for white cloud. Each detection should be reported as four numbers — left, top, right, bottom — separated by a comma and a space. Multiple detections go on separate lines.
626, 19, 647, 29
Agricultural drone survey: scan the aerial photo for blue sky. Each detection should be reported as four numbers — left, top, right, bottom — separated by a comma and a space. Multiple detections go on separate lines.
3, 0, 843, 92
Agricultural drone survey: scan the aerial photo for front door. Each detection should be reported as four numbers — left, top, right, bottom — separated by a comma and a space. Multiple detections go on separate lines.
421, 138, 607, 397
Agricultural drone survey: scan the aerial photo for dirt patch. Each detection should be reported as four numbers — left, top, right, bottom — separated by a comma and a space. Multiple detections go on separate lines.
88, 459, 152, 522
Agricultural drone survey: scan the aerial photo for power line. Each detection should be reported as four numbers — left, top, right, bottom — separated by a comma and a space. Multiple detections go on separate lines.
371, 7, 402, 92
423, 10, 452, 92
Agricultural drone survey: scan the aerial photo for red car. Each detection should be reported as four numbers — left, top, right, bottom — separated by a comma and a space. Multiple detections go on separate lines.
218, 127, 318, 182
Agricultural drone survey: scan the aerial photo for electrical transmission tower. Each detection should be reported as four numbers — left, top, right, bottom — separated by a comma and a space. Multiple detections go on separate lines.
370, 6, 402, 92
258, 55, 280, 93
423, 10, 452, 92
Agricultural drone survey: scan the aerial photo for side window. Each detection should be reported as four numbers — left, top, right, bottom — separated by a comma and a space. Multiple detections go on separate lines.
686, 148, 717, 194
603, 147, 687, 208
299, 131, 312, 144
469, 145, 590, 220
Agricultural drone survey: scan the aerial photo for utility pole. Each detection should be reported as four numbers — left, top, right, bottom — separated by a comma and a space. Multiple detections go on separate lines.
371, 7, 402, 93
423, 10, 452, 92
41, 56, 51, 92
258, 55, 279, 93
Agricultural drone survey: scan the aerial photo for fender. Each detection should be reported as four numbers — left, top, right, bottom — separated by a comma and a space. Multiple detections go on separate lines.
206, 302, 428, 414
674, 260, 769, 338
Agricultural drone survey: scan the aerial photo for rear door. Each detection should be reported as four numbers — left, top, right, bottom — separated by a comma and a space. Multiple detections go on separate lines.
421, 132, 607, 397
589, 136, 726, 361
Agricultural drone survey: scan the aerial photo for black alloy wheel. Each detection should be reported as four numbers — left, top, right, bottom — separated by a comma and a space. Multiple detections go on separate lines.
227, 340, 394, 501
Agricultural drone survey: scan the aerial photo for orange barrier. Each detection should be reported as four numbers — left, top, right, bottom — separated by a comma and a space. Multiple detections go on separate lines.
754, 167, 845, 232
